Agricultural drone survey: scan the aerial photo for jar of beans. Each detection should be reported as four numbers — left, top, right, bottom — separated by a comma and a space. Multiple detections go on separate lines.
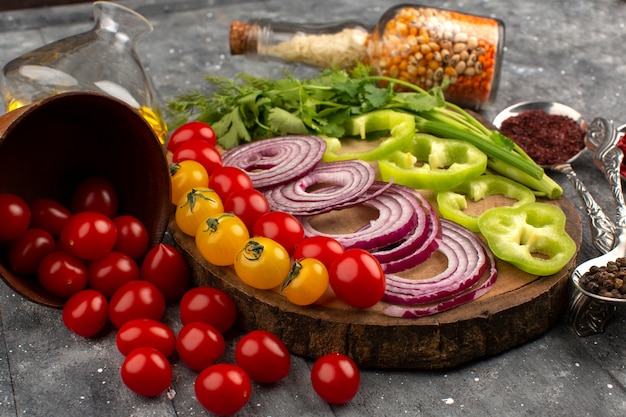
230, 5, 505, 110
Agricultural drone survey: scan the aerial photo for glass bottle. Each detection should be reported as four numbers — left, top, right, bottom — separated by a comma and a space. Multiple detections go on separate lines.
230, 4, 505, 110
0, 1, 167, 143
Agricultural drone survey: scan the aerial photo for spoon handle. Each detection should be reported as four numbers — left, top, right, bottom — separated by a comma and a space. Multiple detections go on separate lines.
590, 117, 626, 228
555, 164, 615, 253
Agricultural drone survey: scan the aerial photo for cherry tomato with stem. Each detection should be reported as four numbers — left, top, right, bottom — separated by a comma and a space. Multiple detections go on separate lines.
172, 139, 222, 176
108, 280, 166, 328
234, 236, 291, 290
176, 322, 225, 371
29, 198, 71, 238
208, 166, 254, 202
170, 160, 209, 205
0, 193, 30, 242
293, 236, 345, 270
70, 176, 118, 218
223, 188, 270, 233
88, 251, 140, 299
140, 243, 191, 302
8, 228, 56, 275
116, 318, 176, 357
112, 215, 149, 259
328, 248, 386, 309
179, 286, 237, 333
62, 289, 109, 338
311, 353, 360, 404
58, 211, 117, 261
235, 330, 290, 383
121, 347, 172, 397
166, 121, 217, 153
253, 211, 304, 255
175, 187, 224, 236
195, 363, 252, 416
195, 213, 249, 267
282, 258, 329, 306
38, 251, 88, 298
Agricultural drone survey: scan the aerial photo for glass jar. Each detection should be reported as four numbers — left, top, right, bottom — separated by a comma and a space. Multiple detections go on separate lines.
230, 4, 505, 110
0, 1, 167, 143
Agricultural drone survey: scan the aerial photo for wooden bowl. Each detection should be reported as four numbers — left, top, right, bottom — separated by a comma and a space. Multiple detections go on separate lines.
0, 91, 171, 308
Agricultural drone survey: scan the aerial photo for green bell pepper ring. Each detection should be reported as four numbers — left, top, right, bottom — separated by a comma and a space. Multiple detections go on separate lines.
436, 174, 536, 232
477, 202, 577, 276
378, 133, 488, 191
322, 109, 415, 162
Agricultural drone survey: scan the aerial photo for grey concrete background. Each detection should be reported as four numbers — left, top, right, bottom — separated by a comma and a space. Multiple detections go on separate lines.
1, 0, 626, 416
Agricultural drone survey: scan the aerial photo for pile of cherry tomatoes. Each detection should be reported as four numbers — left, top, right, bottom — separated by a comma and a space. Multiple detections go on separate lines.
0, 120, 366, 415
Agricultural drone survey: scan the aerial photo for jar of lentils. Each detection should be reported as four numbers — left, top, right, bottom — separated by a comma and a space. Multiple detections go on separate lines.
230, 4, 505, 110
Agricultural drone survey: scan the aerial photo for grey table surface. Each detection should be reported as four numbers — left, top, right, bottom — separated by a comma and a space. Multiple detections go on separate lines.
1, 0, 626, 416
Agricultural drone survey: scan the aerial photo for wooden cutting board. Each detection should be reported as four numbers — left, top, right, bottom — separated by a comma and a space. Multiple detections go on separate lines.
170, 193, 582, 370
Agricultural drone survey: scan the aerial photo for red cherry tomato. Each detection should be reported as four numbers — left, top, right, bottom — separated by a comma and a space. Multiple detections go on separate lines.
70, 177, 118, 218
179, 287, 237, 333
0, 193, 30, 242
293, 236, 345, 270
195, 363, 252, 416
38, 251, 88, 298
253, 211, 304, 255
235, 330, 290, 383
208, 166, 254, 201
328, 248, 386, 309
88, 251, 140, 299
112, 215, 149, 259
166, 121, 217, 153
140, 243, 191, 302
108, 280, 166, 328
58, 211, 117, 261
29, 198, 71, 238
172, 139, 223, 176
176, 322, 226, 371
8, 228, 56, 275
311, 353, 360, 404
223, 188, 271, 233
116, 318, 176, 357
62, 289, 109, 338
121, 347, 172, 397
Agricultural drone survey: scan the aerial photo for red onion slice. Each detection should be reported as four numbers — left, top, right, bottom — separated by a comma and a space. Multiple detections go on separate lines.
299, 182, 431, 251
382, 219, 498, 317
374, 184, 441, 271
221, 135, 326, 188
263, 160, 377, 215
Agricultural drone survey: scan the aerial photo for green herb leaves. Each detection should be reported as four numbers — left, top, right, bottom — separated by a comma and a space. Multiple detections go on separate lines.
167, 65, 434, 150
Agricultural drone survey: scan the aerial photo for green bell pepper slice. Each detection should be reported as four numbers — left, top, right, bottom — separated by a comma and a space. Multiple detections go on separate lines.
322, 109, 415, 162
477, 202, 577, 276
436, 174, 536, 232
378, 133, 487, 191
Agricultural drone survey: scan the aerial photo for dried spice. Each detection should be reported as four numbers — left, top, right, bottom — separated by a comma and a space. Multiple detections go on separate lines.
580, 257, 626, 299
498, 109, 585, 166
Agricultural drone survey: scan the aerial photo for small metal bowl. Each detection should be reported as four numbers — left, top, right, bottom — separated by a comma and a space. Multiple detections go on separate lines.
0, 91, 171, 308
493, 100, 586, 131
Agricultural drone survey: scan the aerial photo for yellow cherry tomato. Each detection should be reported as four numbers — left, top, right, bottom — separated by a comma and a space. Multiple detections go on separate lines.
170, 160, 209, 205
195, 213, 250, 266
175, 187, 224, 236
281, 258, 329, 306
234, 236, 291, 290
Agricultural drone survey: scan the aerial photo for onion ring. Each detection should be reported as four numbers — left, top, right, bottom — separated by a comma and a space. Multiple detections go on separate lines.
264, 160, 378, 215
382, 219, 497, 317
299, 182, 431, 251
221, 135, 326, 189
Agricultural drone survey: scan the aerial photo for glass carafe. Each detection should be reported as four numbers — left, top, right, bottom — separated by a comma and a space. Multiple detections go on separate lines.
0, 1, 167, 143
230, 4, 505, 110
